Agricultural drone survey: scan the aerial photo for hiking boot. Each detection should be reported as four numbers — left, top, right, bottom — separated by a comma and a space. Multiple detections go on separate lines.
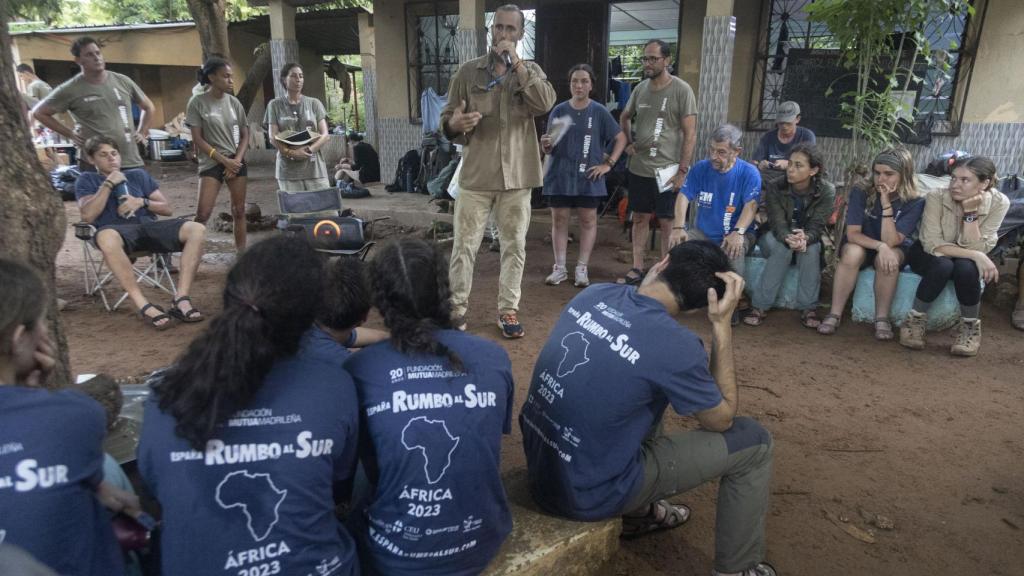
498, 312, 524, 339
545, 265, 568, 285
574, 264, 590, 287
712, 562, 778, 576
898, 310, 927, 350
950, 318, 981, 357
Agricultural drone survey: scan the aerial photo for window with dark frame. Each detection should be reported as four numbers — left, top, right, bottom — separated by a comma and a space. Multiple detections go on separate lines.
405, 1, 460, 121
747, 0, 979, 136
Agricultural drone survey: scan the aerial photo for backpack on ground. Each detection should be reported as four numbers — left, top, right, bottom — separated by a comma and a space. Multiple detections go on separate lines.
385, 149, 421, 192
416, 131, 453, 194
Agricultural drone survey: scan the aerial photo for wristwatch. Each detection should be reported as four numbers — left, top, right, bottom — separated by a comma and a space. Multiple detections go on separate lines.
962, 212, 979, 223
736, 226, 748, 235
143, 197, 150, 209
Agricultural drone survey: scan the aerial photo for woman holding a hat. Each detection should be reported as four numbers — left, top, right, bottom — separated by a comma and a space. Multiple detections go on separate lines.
818, 146, 925, 338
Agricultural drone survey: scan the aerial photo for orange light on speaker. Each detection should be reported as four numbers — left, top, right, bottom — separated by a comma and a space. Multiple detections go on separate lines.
313, 220, 342, 238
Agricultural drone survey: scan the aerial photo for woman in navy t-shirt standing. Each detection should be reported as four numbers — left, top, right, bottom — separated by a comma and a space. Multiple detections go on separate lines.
344, 238, 514, 576
138, 237, 361, 576
540, 63, 627, 288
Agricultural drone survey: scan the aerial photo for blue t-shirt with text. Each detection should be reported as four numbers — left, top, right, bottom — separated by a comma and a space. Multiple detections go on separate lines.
343, 330, 514, 576
681, 159, 762, 243
520, 284, 722, 521
845, 187, 925, 248
752, 126, 816, 164
0, 387, 124, 576
543, 100, 622, 198
138, 355, 361, 576
75, 168, 160, 229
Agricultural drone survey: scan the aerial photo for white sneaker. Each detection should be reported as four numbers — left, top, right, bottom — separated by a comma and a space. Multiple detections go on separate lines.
574, 264, 590, 287
545, 265, 568, 285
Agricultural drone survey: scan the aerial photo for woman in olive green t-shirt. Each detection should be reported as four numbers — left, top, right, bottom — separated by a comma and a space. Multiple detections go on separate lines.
263, 63, 331, 191
185, 57, 250, 251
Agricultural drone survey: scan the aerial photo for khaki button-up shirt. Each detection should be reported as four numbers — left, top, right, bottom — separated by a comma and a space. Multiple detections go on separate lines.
920, 188, 1010, 255
441, 54, 556, 191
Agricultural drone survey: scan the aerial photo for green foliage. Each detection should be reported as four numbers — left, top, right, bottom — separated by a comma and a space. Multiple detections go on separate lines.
91, 0, 190, 23
805, 0, 972, 169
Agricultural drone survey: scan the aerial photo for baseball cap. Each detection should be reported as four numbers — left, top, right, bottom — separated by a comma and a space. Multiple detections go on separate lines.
777, 101, 800, 123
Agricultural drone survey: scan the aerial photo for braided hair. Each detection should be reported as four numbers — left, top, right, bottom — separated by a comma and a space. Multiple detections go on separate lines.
367, 239, 464, 373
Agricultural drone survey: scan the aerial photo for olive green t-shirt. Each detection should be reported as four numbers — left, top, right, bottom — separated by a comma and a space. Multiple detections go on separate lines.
624, 76, 697, 178
42, 71, 147, 168
263, 95, 328, 182
27, 79, 52, 102
185, 92, 248, 172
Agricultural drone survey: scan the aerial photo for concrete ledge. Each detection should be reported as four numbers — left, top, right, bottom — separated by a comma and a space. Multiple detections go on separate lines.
484, 469, 621, 576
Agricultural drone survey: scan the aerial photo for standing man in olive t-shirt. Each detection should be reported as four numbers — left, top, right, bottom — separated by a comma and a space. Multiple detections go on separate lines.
617, 39, 697, 286
34, 36, 155, 170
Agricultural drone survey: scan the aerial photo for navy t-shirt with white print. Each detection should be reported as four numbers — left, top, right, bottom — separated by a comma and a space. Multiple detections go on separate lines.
343, 330, 514, 576
138, 355, 361, 576
520, 284, 723, 521
0, 386, 124, 576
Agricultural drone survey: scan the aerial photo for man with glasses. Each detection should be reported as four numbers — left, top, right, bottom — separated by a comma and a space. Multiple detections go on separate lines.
617, 39, 697, 286
670, 124, 761, 282
440, 4, 556, 339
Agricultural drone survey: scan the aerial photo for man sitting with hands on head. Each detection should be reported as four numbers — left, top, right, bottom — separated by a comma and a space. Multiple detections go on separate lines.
76, 135, 207, 329
520, 240, 777, 576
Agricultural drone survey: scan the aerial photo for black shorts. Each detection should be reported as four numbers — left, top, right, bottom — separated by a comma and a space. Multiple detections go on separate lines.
100, 220, 185, 254
627, 172, 676, 219
199, 159, 248, 182
547, 194, 602, 209
857, 244, 909, 270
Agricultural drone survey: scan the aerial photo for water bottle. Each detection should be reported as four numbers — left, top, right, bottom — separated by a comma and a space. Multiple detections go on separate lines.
112, 182, 132, 218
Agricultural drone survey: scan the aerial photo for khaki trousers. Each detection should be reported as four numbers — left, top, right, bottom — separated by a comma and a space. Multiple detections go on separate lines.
449, 187, 532, 316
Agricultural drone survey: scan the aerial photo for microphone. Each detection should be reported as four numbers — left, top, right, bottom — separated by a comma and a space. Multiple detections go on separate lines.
502, 51, 513, 67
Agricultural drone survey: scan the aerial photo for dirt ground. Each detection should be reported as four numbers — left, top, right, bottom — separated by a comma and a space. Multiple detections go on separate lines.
56, 162, 1024, 576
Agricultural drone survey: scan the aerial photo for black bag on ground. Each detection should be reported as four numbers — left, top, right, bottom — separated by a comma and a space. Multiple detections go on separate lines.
51, 165, 81, 201
416, 131, 453, 194
385, 149, 421, 192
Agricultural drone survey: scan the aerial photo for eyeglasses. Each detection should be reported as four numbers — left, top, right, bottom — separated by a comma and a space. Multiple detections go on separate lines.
640, 56, 665, 64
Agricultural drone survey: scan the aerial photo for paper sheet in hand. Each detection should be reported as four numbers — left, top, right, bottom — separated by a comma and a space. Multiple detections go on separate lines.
274, 128, 319, 146
655, 164, 679, 192
542, 115, 574, 176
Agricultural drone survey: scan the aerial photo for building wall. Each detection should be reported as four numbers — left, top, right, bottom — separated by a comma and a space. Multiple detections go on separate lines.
13, 26, 202, 67
963, 0, 1023, 123
373, 0, 426, 181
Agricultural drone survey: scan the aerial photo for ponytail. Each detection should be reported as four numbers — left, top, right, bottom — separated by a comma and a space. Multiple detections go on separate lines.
153, 237, 323, 450
196, 56, 229, 86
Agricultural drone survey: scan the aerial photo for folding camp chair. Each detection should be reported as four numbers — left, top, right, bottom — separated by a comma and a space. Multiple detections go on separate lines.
73, 222, 178, 311
276, 188, 383, 260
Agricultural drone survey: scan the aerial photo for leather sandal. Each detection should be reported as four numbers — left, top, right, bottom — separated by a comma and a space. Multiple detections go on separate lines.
874, 317, 894, 341
140, 303, 172, 331
801, 309, 822, 329
817, 313, 841, 335
169, 295, 204, 323
743, 308, 767, 326
621, 500, 691, 540
616, 267, 644, 286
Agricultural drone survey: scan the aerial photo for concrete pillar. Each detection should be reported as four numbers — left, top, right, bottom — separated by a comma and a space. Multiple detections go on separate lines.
359, 12, 379, 147
457, 0, 486, 64
268, 0, 300, 100
695, 0, 736, 159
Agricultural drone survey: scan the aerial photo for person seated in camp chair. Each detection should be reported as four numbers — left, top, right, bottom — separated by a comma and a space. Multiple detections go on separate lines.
76, 135, 206, 329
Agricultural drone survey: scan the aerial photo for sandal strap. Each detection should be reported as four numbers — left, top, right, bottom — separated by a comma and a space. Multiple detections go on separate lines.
172, 295, 192, 305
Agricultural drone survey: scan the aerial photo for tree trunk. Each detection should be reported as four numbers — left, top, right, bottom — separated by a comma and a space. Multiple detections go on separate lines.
185, 0, 232, 61
236, 43, 271, 114
0, 2, 71, 389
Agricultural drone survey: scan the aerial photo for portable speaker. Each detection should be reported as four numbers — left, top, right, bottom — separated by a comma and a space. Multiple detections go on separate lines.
286, 216, 366, 251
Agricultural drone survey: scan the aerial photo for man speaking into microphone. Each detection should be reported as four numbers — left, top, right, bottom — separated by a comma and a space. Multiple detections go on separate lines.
441, 3, 556, 339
